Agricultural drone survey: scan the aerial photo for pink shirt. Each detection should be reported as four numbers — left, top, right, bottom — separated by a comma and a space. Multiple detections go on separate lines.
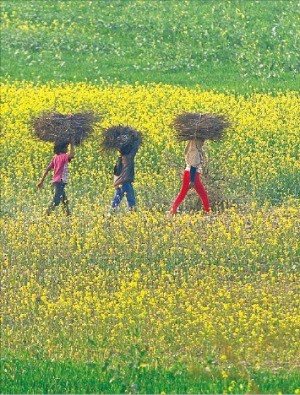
49, 153, 70, 183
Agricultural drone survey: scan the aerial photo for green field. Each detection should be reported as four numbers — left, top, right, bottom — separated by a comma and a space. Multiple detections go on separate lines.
1, 1, 300, 394
1, 0, 299, 92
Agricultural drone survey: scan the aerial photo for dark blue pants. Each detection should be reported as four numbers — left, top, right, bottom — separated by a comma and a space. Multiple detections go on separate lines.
53, 182, 67, 206
47, 182, 70, 215
112, 183, 136, 208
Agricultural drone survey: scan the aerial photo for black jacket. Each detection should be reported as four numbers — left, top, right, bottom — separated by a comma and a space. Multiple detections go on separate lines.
113, 137, 140, 187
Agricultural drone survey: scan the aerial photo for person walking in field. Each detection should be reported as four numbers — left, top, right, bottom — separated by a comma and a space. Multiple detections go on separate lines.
169, 138, 211, 215
111, 130, 140, 211
169, 111, 230, 215
37, 139, 75, 216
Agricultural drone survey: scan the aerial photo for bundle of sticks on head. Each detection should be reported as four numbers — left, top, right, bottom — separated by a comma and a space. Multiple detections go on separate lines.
100, 125, 142, 151
31, 111, 102, 145
171, 112, 231, 142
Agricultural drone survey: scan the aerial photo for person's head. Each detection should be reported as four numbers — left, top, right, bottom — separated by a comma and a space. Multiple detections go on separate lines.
54, 142, 69, 155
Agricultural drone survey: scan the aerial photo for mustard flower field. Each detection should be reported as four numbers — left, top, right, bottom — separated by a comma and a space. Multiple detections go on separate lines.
1, 82, 300, 393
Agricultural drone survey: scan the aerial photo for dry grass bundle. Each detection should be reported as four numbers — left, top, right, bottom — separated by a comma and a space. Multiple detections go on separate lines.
31, 111, 101, 145
171, 112, 231, 142
100, 125, 142, 151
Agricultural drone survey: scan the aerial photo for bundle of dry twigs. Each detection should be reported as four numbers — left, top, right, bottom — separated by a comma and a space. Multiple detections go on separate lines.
171, 112, 230, 142
100, 125, 142, 151
31, 111, 101, 145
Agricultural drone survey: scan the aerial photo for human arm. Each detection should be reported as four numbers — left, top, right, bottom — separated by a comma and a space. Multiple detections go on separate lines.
128, 136, 140, 157
69, 138, 75, 160
37, 164, 52, 189
125, 130, 140, 157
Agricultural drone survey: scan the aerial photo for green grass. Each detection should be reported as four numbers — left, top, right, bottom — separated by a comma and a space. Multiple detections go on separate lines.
1, 0, 299, 92
1, 357, 300, 394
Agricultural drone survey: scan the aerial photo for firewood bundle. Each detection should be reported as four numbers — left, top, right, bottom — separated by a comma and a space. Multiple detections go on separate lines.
31, 111, 101, 145
171, 112, 230, 142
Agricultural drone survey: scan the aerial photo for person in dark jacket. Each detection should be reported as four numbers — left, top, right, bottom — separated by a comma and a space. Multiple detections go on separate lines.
111, 131, 140, 211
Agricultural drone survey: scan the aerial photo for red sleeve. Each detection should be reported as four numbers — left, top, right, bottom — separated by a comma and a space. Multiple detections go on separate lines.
48, 158, 54, 169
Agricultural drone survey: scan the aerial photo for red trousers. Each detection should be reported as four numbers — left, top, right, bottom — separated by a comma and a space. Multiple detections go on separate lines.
171, 170, 211, 213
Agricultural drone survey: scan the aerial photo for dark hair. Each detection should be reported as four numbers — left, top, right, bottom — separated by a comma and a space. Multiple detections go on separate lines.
54, 142, 68, 155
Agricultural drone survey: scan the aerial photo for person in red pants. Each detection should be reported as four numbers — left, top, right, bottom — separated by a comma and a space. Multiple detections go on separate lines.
170, 139, 210, 214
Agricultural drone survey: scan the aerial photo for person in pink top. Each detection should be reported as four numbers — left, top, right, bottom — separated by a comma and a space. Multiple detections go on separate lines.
38, 139, 75, 215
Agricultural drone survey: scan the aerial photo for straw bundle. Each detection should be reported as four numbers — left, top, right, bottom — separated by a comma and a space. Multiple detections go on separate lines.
100, 125, 142, 151
171, 112, 230, 142
31, 111, 101, 145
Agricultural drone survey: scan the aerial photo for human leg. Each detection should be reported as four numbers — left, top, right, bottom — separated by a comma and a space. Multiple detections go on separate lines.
46, 182, 63, 215
61, 184, 71, 215
53, 182, 64, 206
122, 183, 136, 209
170, 170, 190, 214
47, 182, 71, 215
194, 173, 211, 212
111, 187, 124, 208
